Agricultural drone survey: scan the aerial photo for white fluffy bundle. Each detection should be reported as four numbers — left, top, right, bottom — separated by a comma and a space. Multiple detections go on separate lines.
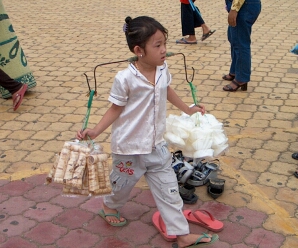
164, 113, 229, 159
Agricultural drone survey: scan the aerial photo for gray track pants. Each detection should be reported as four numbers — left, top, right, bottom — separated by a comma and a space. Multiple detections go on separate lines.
104, 141, 189, 235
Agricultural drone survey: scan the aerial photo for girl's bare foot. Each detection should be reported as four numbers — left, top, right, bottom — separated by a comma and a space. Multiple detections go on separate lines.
177, 233, 212, 247
102, 203, 126, 224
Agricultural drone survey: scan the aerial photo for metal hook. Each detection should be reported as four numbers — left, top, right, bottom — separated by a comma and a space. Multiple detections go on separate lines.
175, 52, 195, 83
83, 73, 91, 96
93, 59, 128, 95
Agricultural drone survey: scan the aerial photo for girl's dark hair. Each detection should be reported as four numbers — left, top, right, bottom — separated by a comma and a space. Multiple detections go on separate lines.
124, 16, 168, 53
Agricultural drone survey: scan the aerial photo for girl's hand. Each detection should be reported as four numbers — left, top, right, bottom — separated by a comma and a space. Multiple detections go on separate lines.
188, 104, 206, 116
76, 128, 98, 140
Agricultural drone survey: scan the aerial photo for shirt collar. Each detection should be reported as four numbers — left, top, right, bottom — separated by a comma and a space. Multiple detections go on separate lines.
128, 62, 167, 75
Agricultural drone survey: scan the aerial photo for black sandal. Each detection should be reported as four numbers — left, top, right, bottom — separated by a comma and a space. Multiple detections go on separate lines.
294, 171, 298, 178
292, 153, 298, 160
179, 184, 198, 204
222, 73, 235, 81
201, 30, 216, 41
223, 80, 248, 92
207, 178, 226, 199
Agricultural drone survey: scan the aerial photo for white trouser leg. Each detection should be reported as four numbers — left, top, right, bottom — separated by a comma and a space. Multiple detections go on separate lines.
142, 142, 189, 236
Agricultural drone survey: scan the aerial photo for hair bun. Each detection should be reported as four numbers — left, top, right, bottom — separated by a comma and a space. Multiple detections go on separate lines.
125, 16, 132, 24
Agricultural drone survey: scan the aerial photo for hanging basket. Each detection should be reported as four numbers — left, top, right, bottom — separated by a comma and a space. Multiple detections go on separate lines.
46, 141, 112, 196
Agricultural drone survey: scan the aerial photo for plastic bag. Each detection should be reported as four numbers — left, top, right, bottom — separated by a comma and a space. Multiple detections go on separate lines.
46, 140, 112, 197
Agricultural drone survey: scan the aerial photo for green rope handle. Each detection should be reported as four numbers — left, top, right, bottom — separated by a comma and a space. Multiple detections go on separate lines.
81, 90, 95, 147
188, 81, 199, 105
188, 81, 201, 126
82, 90, 95, 130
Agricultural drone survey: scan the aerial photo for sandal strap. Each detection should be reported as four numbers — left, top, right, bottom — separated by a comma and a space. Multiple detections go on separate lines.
191, 170, 206, 181
231, 80, 240, 87
194, 233, 210, 244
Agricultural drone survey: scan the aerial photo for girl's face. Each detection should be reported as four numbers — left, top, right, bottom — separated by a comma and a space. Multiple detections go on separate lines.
143, 30, 167, 67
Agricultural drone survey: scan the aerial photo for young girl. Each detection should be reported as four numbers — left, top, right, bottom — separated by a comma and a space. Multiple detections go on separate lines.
176, 0, 215, 44
76, 16, 218, 247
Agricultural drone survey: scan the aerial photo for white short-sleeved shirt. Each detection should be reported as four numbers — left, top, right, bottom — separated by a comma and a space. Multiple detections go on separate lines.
108, 62, 171, 155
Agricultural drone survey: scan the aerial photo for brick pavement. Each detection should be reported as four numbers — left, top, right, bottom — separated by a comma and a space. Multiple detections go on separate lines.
0, 0, 298, 247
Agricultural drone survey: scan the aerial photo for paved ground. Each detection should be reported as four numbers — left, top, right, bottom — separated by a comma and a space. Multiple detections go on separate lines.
0, 0, 298, 247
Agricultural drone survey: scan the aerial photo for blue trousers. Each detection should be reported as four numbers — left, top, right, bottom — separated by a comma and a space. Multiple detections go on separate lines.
226, 0, 261, 83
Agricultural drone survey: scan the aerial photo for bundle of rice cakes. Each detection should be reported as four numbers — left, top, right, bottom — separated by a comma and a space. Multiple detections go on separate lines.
46, 141, 112, 196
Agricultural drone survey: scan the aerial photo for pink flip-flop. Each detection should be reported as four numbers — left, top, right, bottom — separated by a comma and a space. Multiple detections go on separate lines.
183, 209, 224, 232
12, 84, 28, 111
152, 211, 177, 242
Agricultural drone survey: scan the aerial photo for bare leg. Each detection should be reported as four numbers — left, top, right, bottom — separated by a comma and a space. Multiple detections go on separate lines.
201, 24, 211, 34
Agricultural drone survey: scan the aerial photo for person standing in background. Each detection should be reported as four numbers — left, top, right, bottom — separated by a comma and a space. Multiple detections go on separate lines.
222, 0, 261, 92
176, 0, 215, 44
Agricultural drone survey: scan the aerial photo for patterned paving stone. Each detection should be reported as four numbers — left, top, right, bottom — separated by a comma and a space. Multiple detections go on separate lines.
24, 185, 62, 202
96, 237, 133, 248
24, 174, 48, 186
217, 221, 252, 245
0, 180, 34, 196
24, 222, 67, 246
0, 233, 6, 243
117, 220, 157, 246
121, 201, 151, 221
0, 236, 38, 248
0, 180, 9, 187
56, 229, 100, 248
231, 244, 255, 248
83, 216, 122, 237
133, 189, 156, 207
80, 196, 103, 214
0, 193, 8, 204
23, 202, 64, 222
50, 193, 89, 208
0, 196, 36, 215
53, 207, 94, 229
228, 207, 267, 228
1, 215, 36, 237
245, 228, 285, 248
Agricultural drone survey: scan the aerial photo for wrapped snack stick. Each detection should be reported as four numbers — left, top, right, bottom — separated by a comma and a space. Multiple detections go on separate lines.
87, 163, 100, 192
54, 144, 71, 183
63, 151, 79, 186
70, 152, 87, 189
45, 154, 59, 184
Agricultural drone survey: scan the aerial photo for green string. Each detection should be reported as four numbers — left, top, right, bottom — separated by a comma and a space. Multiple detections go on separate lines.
188, 82, 200, 126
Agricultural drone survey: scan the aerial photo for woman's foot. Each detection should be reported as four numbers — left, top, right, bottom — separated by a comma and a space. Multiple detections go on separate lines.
223, 79, 247, 92
222, 73, 235, 81
201, 30, 216, 41
12, 84, 28, 111
177, 233, 216, 247
176, 35, 197, 44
